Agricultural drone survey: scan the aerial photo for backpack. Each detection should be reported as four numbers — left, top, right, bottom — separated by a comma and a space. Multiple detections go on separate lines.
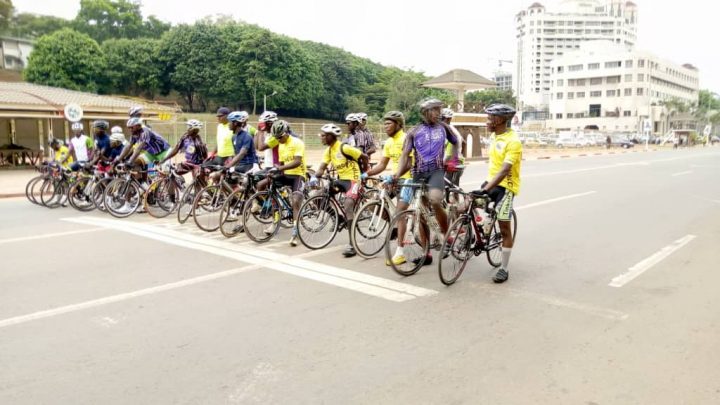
340, 142, 368, 173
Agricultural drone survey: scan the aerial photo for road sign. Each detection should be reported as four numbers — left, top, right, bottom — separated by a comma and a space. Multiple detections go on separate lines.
703, 125, 712, 136
643, 119, 652, 133
63, 104, 83, 122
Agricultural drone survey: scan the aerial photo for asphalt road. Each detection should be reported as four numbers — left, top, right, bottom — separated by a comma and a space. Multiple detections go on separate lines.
1, 148, 719, 404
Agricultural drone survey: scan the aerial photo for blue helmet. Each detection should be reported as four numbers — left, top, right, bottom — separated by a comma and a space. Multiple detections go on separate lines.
228, 111, 249, 123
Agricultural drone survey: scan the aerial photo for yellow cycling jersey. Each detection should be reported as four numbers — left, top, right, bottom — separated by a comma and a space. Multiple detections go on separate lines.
382, 130, 412, 180
278, 136, 306, 177
487, 129, 522, 195
54, 145, 73, 169
323, 141, 362, 181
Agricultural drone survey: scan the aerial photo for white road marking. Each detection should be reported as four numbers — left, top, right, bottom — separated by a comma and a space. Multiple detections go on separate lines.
61, 217, 436, 302
609, 235, 697, 288
514, 191, 597, 211
0, 228, 105, 245
671, 170, 693, 177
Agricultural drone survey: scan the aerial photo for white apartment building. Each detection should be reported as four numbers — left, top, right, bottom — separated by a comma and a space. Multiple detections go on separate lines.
493, 71, 513, 92
515, 0, 638, 120
548, 42, 699, 134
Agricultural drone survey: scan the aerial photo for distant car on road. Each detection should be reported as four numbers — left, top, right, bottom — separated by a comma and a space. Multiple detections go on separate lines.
611, 135, 636, 149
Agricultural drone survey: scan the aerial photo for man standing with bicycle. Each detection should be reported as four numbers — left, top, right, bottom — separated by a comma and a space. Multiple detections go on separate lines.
476, 104, 522, 283
394, 98, 459, 266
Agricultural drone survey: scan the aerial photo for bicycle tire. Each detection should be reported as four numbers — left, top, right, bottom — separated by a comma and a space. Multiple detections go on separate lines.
67, 178, 96, 212
144, 178, 179, 219
192, 184, 228, 232
351, 200, 391, 259
92, 177, 113, 212
438, 215, 474, 286
40, 179, 63, 208
25, 176, 43, 205
104, 178, 142, 218
297, 194, 340, 250
385, 209, 430, 276
219, 189, 247, 238
486, 209, 517, 268
177, 181, 202, 224
242, 191, 279, 243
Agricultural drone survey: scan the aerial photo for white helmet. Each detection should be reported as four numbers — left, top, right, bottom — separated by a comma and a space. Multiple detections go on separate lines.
71, 122, 83, 131
186, 119, 203, 130
128, 106, 143, 117
320, 123, 342, 136
441, 108, 454, 119
110, 126, 123, 135
357, 113, 368, 122
110, 133, 126, 144
259, 111, 278, 123
126, 117, 143, 127
345, 113, 361, 123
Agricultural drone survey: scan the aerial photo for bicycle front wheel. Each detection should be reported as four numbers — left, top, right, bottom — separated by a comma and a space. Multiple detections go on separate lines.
219, 189, 247, 238
439, 215, 474, 286
92, 177, 113, 212
40, 179, 65, 208
486, 209, 517, 268
297, 195, 339, 250
192, 185, 228, 232
385, 209, 430, 276
351, 200, 391, 258
144, 178, 179, 218
176, 182, 202, 224
104, 178, 142, 218
242, 191, 279, 243
68, 178, 96, 212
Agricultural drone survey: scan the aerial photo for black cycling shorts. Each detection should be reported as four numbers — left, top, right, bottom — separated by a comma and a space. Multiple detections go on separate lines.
412, 169, 445, 191
274, 175, 304, 193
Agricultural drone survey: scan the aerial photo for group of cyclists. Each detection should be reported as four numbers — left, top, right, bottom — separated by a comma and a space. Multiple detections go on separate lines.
35, 99, 522, 284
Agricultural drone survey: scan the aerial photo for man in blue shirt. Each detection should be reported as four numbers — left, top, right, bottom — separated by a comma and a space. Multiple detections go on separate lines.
225, 111, 258, 173
83, 120, 112, 170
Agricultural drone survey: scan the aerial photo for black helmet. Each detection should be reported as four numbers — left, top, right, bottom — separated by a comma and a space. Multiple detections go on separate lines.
419, 98, 444, 112
382, 111, 405, 128
484, 104, 516, 117
92, 120, 109, 130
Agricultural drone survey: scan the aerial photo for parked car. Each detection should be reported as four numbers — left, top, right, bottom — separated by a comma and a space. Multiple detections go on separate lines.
610, 135, 635, 149
523, 133, 548, 146
711, 135, 720, 145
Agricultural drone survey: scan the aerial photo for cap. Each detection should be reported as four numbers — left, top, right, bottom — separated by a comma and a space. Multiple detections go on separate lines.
216, 107, 231, 116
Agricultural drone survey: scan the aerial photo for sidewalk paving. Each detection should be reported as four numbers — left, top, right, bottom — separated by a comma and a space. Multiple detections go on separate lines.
0, 146, 670, 198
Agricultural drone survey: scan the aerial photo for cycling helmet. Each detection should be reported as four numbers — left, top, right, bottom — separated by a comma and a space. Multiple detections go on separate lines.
271, 120, 290, 138
358, 112, 368, 122
110, 133, 126, 144
382, 111, 405, 128
345, 113, 361, 123
186, 119, 203, 130
227, 111, 248, 123
49, 138, 61, 146
419, 98, 444, 111
92, 120, 109, 130
111, 126, 123, 135
128, 106, 143, 117
71, 122, 83, 131
126, 117, 143, 127
441, 108, 454, 119
259, 111, 278, 123
484, 104, 516, 117
320, 123, 342, 136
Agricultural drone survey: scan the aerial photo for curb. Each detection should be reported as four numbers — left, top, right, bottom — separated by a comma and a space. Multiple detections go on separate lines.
0, 193, 24, 199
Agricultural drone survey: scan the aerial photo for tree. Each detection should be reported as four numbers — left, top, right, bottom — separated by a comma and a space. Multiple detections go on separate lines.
102, 38, 161, 97
464, 88, 516, 110
24, 28, 106, 92
73, 0, 168, 42
8, 13, 70, 38
0, 0, 13, 32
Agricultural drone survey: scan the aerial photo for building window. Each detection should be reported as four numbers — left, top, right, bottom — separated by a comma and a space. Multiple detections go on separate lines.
557, 66, 564, 73
576, 92, 586, 98
638, 59, 645, 67
637, 88, 644, 96
588, 63, 600, 70
607, 76, 620, 84
604, 61, 622, 68
624, 74, 633, 82
557, 92, 564, 99
638, 73, 645, 82
557, 79, 564, 86
590, 77, 603, 85
607, 90, 616, 97
590, 91, 602, 97
568, 79, 576, 86
568, 92, 574, 99
576, 79, 586, 86
625, 60, 633, 68
624, 88, 633, 96
623, 110, 632, 117
569, 64, 583, 71
589, 104, 601, 117
567, 113, 574, 118
556, 113, 563, 119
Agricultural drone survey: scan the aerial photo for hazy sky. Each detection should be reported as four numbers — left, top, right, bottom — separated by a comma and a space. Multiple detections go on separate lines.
12, 0, 719, 91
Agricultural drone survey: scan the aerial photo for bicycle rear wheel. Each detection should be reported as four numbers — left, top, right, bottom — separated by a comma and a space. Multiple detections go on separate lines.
219, 189, 247, 238
438, 215, 474, 286
192, 185, 228, 232
486, 209, 517, 268
351, 200, 391, 258
385, 209, 430, 276
297, 195, 339, 250
242, 191, 279, 243
144, 178, 179, 218
40, 179, 65, 208
177, 182, 202, 224
92, 177, 113, 212
68, 178, 96, 212
104, 178, 142, 218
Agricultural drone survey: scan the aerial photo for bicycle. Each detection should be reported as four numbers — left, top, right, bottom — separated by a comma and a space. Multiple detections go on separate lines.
438, 191, 518, 285
39, 165, 73, 208
143, 163, 186, 218
67, 166, 105, 212
102, 163, 155, 218
176, 164, 210, 224
350, 178, 395, 258
242, 170, 300, 243
25, 163, 53, 206
218, 170, 261, 238
191, 165, 243, 232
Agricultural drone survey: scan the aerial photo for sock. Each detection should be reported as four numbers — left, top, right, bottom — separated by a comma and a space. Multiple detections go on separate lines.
501, 248, 512, 271
394, 246, 404, 257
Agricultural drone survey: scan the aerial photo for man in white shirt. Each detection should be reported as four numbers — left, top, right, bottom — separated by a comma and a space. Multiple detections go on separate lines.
68, 122, 95, 171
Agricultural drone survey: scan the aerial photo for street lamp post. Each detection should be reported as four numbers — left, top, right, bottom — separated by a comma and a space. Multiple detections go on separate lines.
263, 91, 277, 112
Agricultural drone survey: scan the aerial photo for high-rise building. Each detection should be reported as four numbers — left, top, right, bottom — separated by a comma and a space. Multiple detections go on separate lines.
493, 71, 513, 92
515, 0, 638, 121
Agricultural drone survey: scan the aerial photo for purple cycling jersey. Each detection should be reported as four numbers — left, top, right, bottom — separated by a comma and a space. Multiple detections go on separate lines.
179, 134, 207, 164
131, 128, 170, 155
404, 122, 457, 174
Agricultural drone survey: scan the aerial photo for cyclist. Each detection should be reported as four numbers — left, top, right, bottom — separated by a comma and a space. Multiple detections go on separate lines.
117, 117, 171, 170
361, 111, 413, 265
357, 112, 377, 158
474, 104, 522, 283
345, 113, 375, 157
225, 111, 259, 174
310, 123, 369, 257
210, 107, 233, 166
42, 138, 73, 169
83, 120, 112, 170
255, 110, 279, 168
128, 106, 143, 118
160, 119, 209, 176
256, 120, 307, 246
441, 108, 465, 187
393, 98, 458, 266
67, 122, 95, 171
107, 130, 126, 162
